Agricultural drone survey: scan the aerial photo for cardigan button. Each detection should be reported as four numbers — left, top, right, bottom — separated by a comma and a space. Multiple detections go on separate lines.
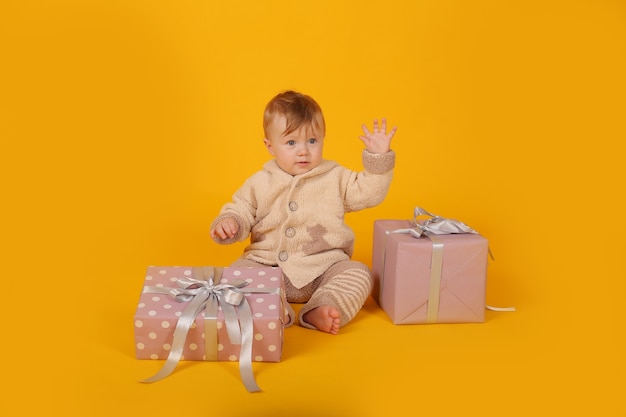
288, 201, 298, 211
278, 251, 289, 261
285, 227, 295, 237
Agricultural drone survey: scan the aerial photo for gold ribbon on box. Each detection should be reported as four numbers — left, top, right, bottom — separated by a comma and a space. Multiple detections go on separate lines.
140, 266, 292, 392
383, 207, 514, 323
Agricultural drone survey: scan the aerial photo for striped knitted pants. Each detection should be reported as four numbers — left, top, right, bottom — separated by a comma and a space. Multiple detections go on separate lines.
230, 258, 373, 329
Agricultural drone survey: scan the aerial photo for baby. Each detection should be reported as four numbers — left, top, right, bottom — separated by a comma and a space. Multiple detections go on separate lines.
210, 90, 397, 334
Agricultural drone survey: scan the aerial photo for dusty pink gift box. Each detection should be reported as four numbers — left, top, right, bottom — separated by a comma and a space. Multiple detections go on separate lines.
134, 266, 289, 362
372, 219, 488, 324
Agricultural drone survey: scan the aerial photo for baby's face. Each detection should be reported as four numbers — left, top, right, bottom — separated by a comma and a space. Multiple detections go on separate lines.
264, 114, 324, 176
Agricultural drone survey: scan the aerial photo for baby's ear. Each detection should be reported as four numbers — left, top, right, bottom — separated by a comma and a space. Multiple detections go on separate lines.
263, 138, 275, 155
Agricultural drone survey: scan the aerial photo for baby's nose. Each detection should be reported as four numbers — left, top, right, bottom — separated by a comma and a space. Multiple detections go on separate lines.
297, 143, 309, 155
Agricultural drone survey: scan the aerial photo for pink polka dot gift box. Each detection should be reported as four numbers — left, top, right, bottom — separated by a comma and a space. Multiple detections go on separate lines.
134, 266, 292, 366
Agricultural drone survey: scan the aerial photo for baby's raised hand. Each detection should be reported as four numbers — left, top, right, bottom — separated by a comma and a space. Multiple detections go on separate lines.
359, 118, 397, 154
210, 217, 239, 240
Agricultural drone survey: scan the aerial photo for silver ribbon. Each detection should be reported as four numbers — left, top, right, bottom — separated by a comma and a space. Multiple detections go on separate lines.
140, 267, 265, 392
388, 206, 479, 238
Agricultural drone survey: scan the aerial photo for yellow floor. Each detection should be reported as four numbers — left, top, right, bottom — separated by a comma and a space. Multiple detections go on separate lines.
6, 269, 621, 416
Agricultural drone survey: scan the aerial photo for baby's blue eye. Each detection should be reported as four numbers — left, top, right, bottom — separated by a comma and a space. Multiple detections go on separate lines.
287, 140, 296, 146
308, 138, 317, 144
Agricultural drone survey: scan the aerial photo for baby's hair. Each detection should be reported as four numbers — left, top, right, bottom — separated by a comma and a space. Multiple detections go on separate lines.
263, 90, 326, 138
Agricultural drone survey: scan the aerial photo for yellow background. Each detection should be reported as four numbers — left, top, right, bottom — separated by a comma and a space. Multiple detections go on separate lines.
1, 0, 624, 415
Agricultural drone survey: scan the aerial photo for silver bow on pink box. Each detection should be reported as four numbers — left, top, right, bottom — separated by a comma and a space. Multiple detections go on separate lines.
387, 206, 479, 238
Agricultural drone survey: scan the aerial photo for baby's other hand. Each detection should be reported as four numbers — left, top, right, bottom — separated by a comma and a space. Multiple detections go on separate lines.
359, 118, 397, 154
211, 217, 239, 240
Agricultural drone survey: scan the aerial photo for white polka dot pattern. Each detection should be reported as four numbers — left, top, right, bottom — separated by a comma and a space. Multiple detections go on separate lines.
134, 266, 286, 363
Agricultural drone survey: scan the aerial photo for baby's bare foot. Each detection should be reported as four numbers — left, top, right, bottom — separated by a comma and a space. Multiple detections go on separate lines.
302, 305, 341, 335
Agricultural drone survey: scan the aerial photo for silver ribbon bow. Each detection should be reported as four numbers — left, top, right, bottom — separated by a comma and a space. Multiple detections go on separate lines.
388, 206, 478, 238
140, 267, 261, 392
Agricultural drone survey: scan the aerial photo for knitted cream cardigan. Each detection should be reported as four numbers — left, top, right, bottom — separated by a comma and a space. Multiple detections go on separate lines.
211, 150, 395, 289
